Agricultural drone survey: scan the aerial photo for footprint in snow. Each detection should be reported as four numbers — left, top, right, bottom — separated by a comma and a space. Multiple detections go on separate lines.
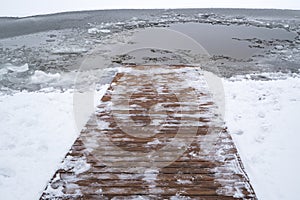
234, 130, 244, 135
0, 168, 16, 178
258, 112, 265, 118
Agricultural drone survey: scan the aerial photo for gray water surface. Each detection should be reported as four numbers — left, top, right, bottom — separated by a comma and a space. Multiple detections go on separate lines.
169, 23, 297, 59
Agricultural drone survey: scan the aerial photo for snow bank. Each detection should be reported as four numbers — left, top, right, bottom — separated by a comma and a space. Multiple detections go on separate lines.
0, 86, 108, 200
224, 77, 300, 200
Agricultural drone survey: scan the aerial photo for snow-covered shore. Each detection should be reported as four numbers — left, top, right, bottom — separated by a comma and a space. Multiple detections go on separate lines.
0, 75, 299, 199
0, 91, 77, 200
0, 87, 107, 200
224, 76, 300, 200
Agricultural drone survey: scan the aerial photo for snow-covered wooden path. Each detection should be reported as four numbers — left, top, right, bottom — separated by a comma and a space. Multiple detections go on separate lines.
41, 65, 256, 199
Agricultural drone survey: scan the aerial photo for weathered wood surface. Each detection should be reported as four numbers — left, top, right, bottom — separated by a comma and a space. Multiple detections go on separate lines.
41, 65, 256, 199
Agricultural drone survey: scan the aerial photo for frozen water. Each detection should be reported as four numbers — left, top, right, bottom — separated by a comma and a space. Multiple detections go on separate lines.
1, 9, 300, 93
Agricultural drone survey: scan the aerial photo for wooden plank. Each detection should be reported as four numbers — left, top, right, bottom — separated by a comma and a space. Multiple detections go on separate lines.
40, 65, 256, 199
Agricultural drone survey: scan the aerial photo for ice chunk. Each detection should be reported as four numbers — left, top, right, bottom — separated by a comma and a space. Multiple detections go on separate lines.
0, 63, 29, 74
52, 47, 88, 54
0, 68, 8, 75
31, 70, 60, 84
88, 28, 111, 34
7, 63, 29, 73
99, 29, 111, 33
88, 28, 100, 34
275, 45, 284, 50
